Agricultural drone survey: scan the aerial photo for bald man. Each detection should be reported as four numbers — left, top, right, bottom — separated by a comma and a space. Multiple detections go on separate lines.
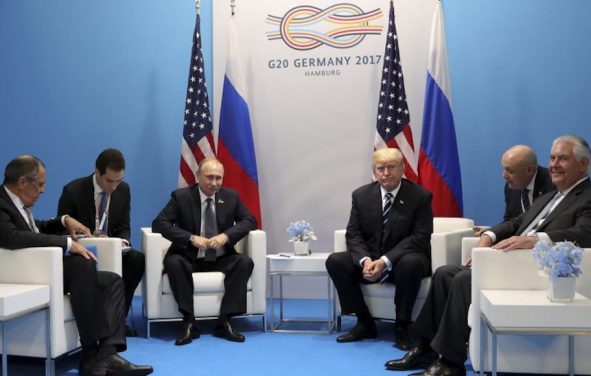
501, 145, 554, 221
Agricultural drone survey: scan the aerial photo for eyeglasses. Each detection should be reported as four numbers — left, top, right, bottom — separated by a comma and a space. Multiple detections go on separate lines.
25, 176, 45, 189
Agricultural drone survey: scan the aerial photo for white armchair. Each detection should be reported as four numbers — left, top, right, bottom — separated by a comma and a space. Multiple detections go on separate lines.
142, 228, 267, 337
468, 244, 591, 374
334, 217, 475, 323
0, 238, 122, 374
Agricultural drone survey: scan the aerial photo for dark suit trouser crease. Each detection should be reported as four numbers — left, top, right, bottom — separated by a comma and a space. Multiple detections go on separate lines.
413, 265, 471, 365
164, 252, 254, 318
326, 251, 429, 322
122, 248, 145, 316
63, 256, 127, 351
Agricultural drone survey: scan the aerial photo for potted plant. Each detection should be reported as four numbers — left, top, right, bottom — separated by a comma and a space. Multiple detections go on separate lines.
286, 220, 317, 255
533, 240, 584, 302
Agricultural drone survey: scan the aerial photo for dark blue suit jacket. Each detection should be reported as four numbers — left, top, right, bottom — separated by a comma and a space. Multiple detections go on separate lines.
152, 185, 257, 262
345, 179, 433, 269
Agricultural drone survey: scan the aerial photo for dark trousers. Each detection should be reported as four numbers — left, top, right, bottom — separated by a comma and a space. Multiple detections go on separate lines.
121, 248, 145, 316
63, 255, 126, 351
163, 252, 254, 319
413, 265, 472, 365
326, 251, 429, 322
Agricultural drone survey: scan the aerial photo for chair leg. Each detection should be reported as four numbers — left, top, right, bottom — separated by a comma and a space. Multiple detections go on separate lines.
262, 315, 267, 332
337, 316, 342, 331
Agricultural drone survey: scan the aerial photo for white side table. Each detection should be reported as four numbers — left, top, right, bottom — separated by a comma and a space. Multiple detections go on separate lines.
0, 284, 50, 376
267, 252, 335, 333
479, 290, 591, 376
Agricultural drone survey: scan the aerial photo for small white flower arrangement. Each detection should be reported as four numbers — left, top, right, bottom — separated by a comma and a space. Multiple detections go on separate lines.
533, 240, 583, 278
286, 220, 317, 242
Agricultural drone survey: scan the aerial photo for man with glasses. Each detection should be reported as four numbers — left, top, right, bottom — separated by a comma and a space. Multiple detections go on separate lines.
326, 148, 433, 350
57, 148, 144, 337
0, 155, 152, 376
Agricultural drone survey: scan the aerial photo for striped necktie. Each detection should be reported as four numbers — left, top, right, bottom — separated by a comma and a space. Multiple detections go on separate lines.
383, 192, 393, 225
24, 207, 39, 233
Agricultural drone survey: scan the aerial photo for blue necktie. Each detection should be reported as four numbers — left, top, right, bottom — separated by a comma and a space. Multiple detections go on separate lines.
203, 198, 217, 262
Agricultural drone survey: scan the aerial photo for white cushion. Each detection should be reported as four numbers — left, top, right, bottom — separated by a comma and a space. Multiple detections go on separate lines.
360, 278, 431, 300
162, 272, 252, 294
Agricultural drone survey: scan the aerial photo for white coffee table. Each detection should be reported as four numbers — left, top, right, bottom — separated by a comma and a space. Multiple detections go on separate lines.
479, 289, 591, 376
267, 252, 336, 333
0, 284, 50, 376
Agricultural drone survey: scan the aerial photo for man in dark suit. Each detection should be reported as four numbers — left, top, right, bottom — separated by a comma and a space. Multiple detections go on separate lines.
57, 148, 144, 337
386, 135, 591, 376
0, 155, 152, 376
152, 158, 257, 345
501, 144, 554, 221
326, 148, 433, 350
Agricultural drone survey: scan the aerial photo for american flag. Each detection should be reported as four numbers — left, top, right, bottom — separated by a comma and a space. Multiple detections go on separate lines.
374, 0, 418, 182
178, 15, 216, 188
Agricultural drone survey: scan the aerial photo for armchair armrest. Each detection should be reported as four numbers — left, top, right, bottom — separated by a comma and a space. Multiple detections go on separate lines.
78, 237, 123, 276
0, 246, 66, 356
245, 230, 266, 314
461, 237, 480, 265
142, 227, 169, 319
431, 228, 475, 272
334, 230, 346, 252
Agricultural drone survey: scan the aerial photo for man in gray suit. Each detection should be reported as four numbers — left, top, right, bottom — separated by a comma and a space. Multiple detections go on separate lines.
386, 135, 591, 376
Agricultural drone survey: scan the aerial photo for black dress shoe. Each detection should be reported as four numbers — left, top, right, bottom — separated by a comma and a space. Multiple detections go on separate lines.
98, 354, 153, 376
393, 324, 413, 351
175, 321, 200, 346
385, 345, 439, 371
336, 321, 377, 343
214, 318, 245, 342
126, 325, 138, 337
407, 360, 466, 376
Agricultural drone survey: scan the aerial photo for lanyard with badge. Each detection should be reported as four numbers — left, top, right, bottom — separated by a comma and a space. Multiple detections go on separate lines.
95, 192, 110, 236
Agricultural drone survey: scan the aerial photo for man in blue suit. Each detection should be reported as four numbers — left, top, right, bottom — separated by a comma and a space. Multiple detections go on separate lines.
326, 148, 433, 350
500, 144, 554, 221
152, 158, 257, 345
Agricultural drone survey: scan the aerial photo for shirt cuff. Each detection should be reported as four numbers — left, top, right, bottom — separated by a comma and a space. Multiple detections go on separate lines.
533, 232, 551, 243
64, 237, 72, 255
359, 256, 370, 267
380, 255, 392, 271
482, 230, 497, 243
60, 214, 69, 227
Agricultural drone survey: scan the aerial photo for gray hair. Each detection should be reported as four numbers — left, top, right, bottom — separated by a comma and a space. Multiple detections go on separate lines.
553, 135, 591, 165
3, 155, 45, 185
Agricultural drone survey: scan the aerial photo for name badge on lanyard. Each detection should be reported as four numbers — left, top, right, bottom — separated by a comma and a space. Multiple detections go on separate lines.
95, 193, 111, 235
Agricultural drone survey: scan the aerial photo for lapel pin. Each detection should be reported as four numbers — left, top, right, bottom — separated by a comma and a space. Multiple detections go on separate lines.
399, 200, 404, 204
217, 199, 224, 204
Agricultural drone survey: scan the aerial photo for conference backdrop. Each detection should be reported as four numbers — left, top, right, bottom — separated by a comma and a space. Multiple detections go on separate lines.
1, 0, 590, 292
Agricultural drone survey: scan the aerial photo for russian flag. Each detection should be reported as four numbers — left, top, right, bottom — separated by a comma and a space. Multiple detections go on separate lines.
217, 16, 262, 227
418, 2, 463, 217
